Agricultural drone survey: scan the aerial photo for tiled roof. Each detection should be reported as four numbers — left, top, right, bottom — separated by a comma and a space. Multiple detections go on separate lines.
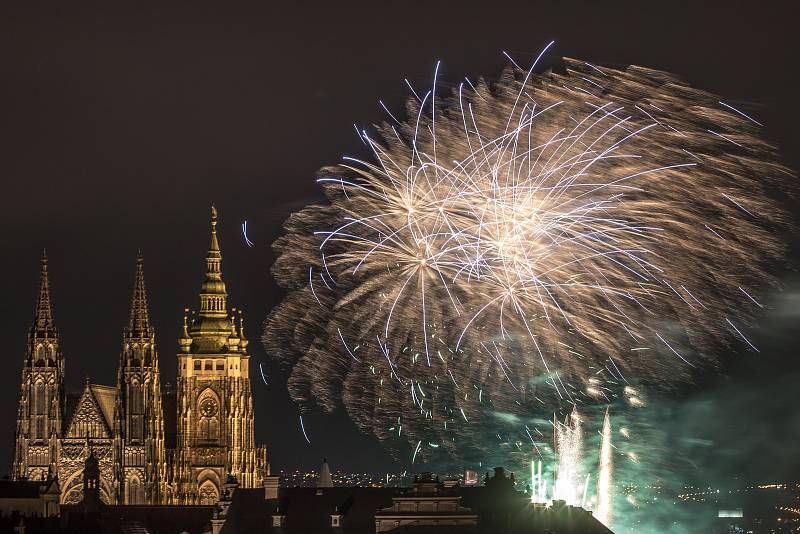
89, 384, 118, 428
64, 392, 80, 434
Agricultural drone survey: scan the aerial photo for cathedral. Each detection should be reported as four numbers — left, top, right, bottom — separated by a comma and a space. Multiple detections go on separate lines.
11, 206, 268, 506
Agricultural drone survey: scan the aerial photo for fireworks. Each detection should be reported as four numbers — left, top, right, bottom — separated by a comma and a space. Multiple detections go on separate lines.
263, 45, 792, 464
553, 408, 583, 505
596, 409, 613, 527
530, 459, 547, 503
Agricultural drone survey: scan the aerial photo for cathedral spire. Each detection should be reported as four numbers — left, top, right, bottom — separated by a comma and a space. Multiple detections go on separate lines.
16, 251, 64, 479
199, 205, 227, 318
126, 251, 153, 339
32, 250, 56, 334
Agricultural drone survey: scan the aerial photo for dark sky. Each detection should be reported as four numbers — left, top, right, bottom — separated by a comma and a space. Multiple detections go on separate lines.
0, 2, 797, 476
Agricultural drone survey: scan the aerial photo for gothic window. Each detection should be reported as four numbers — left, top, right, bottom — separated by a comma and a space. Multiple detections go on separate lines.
198, 480, 218, 505
197, 391, 219, 443
130, 416, 143, 441
35, 417, 45, 439
128, 381, 144, 441
129, 384, 143, 414
28, 447, 48, 466
31, 382, 47, 440
34, 382, 46, 414
62, 484, 83, 504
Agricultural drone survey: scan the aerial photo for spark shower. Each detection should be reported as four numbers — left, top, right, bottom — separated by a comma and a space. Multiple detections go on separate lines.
263, 43, 792, 468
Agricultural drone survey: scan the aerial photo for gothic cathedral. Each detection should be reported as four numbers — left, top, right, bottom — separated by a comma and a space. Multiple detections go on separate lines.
12, 207, 267, 505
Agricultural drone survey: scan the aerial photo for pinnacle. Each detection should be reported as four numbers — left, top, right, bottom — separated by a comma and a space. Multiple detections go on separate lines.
33, 251, 55, 333
208, 204, 221, 257
126, 252, 153, 338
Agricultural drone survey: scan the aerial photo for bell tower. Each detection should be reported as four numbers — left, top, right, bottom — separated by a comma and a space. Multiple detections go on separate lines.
174, 206, 265, 504
113, 252, 167, 504
13, 251, 65, 480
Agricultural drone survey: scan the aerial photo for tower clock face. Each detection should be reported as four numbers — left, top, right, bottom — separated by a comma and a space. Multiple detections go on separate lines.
200, 398, 218, 417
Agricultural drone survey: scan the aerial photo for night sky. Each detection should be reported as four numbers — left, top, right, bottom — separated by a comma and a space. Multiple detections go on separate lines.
1, 3, 798, 477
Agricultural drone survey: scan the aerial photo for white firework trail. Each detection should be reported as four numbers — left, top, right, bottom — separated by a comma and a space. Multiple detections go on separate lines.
553, 407, 583, 505
596, 409, 614, 527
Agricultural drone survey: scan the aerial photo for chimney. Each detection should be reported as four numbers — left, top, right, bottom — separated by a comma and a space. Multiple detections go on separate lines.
210, 517, 225, 534
264, 475, 280, 500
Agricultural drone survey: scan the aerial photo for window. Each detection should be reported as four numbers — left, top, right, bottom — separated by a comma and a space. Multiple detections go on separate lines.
198, 393, 219, 442
129, 384, 143, 441
198, 481, 218, 505
129, 384, 143, 414
34, 383, 46, 415
194, 361, 201, 371
216, 361, 224, 371
35, 417, 45, 440
130, 415, 143, 441
204, 361, 212, 370
127, 477, 144, 505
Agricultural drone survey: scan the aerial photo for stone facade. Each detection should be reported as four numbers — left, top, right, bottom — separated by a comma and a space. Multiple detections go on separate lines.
12, 207, 268, 505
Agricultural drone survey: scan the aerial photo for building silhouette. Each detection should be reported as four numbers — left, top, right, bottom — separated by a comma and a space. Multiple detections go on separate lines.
11, 206, 267, 505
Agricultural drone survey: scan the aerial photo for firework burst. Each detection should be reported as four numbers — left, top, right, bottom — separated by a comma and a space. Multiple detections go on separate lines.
263, 45, 792, 465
